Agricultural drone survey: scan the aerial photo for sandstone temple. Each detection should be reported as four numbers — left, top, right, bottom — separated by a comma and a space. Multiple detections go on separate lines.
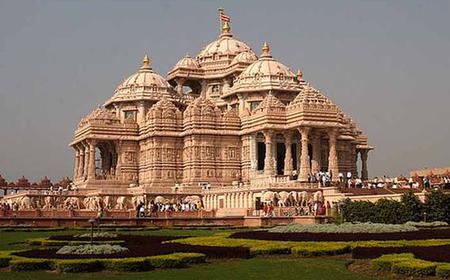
69, 18, 371, 212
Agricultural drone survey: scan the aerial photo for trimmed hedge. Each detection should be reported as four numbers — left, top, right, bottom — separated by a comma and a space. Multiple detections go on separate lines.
391, 259, 437, 276
0, 250, 206, 273
104, 258, 152, 272
291, 244, 351, 257
250, 244, 291, 256
370, 253, 414, 271
436, 264, 450, 278
147, 253, 206, 268
10, 258, 53, 271
54, 259, 103, 273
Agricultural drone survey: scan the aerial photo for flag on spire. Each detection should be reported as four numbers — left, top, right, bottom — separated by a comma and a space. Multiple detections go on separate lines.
219, 8, 231, 22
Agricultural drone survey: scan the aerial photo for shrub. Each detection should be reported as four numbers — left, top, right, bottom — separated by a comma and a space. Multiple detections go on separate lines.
75, 232, 118, 238
370, 253, 414, 271
391, 259, 437, 276
401, 191, 423, 222
249, 244, 291, 256
0, 256, 11, 268
374, 199, 407, 224
291, 244, 350, 257
405, 221, 448, 227
54, 259, 103, 273
425, 190, 450, 223
56, 244, 128, 255
103, 258, 152, 272
10, 259, 53, 271
268, 222, 418, 234
147, 253, 206, 268
436, 264, 450, 278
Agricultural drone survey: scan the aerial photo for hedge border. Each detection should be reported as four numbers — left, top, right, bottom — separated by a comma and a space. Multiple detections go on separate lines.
0, 250, 206, 273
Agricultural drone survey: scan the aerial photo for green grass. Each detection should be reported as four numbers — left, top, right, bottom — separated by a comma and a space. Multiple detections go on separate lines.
0, 257, 380, 280
0, 228, 229, 251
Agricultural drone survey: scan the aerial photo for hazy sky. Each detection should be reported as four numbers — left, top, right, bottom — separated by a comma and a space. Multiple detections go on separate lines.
0, 0, 449, 182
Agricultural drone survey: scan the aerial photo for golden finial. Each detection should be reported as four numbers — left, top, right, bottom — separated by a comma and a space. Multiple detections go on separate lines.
222, 21, 231, 33
262, 42, 270, 57
141, 54, 151, 70
296, 69, 303, 79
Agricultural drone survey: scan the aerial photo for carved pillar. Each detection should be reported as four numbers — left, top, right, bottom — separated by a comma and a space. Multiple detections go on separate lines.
311, 131, 321, 174
263, 130, 275, 176
360, 150, 369, 180
78, 148, 85, 179
237, 93, 246, 116
200, 80, 207, 98
88, 140, 96, 180
249, 134, 257, 172
83, 143, 90, 179
328, 128, 339, 182
283, 131, 293, 176
137, 101, 146, 124
116, 141, 122, 178
176, 78, 185, 95
298, 127, 311, 181
74, 148, 80, 180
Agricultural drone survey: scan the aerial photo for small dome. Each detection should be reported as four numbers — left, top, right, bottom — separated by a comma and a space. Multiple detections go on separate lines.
289, 83, 334, 106
105, 55, 172, 106
231, 42, 301, 93
173, 54, 200, 70
232, 51, 258, 64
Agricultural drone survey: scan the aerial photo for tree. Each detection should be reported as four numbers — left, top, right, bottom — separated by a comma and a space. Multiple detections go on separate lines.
375, 198, 407, 224
424, 190, 450, 223
401, 191, 423, 222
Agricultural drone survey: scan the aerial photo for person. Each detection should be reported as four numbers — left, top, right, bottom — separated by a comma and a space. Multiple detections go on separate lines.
338, 172, 344, 183
346, 172, 352, 183
292, 169, 298, 180
423, 176, 431, 189
139, 204, 145, 217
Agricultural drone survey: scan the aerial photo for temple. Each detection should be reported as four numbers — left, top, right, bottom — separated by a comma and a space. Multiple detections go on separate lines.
68, 17, 372, 214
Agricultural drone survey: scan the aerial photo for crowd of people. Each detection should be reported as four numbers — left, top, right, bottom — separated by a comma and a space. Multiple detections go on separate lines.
135, 200, 203, 218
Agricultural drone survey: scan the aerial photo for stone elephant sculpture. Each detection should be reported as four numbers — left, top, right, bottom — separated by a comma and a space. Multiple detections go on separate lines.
42, 196, 55, 210
115, 196, 129, 210
277, 191, 292, 207
18, 196, 34, 210
64, 197, 81, 210
298, 191, 309, 207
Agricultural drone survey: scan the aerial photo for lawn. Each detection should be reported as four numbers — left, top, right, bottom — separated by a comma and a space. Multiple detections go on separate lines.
0, 228, 378, 280
0, 257, 379, 280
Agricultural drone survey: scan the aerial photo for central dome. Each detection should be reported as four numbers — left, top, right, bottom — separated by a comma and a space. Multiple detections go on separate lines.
196, 22, 255, 67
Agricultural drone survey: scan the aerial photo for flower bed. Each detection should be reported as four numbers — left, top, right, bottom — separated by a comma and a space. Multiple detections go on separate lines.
268, 223, 418, 234
15, 235, 250, 259
230, 228, 450, 242
56, 244, 128, 255
74, 232, 118, 238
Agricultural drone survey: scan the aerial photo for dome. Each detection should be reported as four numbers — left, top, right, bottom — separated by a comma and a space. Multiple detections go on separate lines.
104, 55, 172, 106
196, 22, 255, 65
173, 54, 200, 70
231, 42, 302, 94
289, 83, 334, 106
231, 51, 258, 64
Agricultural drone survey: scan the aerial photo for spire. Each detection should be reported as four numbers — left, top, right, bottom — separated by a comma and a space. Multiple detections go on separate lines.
261, 42, 271, 57
218, 8, 232, 37
296, 69, 303, 80
140, 54, 152, 71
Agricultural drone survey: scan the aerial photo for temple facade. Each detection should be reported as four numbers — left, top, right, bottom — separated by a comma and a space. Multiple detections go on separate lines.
69, 18, 372, 212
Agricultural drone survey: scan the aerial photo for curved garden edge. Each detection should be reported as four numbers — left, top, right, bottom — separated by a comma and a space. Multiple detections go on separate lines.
0, 250, 207, 273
